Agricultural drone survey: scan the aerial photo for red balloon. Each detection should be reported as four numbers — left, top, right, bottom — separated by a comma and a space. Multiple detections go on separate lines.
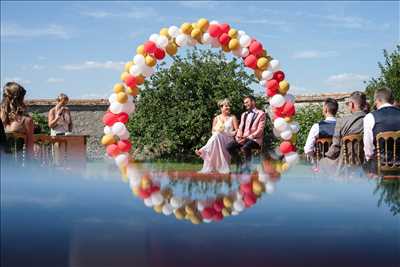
124, 75, 137, 88
244, 193, 257, 207
208, 24, 222, 38
266, 86, 278, 97
273, 107, 284, 118
106, 144, 120, 157
103, 112, 118, 126
281, 102, 295, 117
267, 79, 279, 91
213, 199, 224, 212
280, 141, 295, 154
117, 140, 132, 152
218, 33, 230, 46
220, 23, 230, 34
249, 41, 263, 56
117, 112, 129, 124
202, 207, 215, 219
150, 185, 160, 194
144, 41, 157, 54
273, 71, 285, 82
240, 182, 252, 194
244, 55, 257, 69
213, 211, 224, 221
154, 48, 166, 60
138, 188, 151, 199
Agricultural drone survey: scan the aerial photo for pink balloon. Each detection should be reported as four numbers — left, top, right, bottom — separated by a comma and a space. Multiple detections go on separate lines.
267, 79, 279, 92
213, 211, 223, 221
124, 75, 137, 88
249, 41, 263, 56
240, 182, 252, 194
103, 112, 119, 126
281, 102, 295, 117
144, 41, 157, 54
117, 112, 129, 124
220, 23, 230, 34
106, 144, 120, 157
208, 24, 222, 38
244, 55, 257, 69
244, 192, 257, 207
117, 140, 131, 152
213, 199, 224, 212
218, 33, 230, 45
280, 141, 296, 154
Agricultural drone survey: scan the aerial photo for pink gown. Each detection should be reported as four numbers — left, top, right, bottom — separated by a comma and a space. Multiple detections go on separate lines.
199, 115, 234, 174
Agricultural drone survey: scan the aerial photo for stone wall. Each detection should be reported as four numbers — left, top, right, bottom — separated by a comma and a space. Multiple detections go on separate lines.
26, 93, 351, 159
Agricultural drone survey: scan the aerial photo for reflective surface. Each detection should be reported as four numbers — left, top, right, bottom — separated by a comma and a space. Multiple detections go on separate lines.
1, 156, 399, 267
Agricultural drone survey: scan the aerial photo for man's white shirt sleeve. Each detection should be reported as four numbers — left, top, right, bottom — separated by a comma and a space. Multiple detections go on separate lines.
363, 113, 375, 160
304, 123, 319, 154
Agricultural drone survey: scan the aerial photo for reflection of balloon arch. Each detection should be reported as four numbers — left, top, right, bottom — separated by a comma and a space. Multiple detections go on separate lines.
125, 161, 281, 224
101, 18, 300, 172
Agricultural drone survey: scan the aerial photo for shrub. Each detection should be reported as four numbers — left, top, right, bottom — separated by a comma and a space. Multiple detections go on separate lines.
31, 112, 50, 134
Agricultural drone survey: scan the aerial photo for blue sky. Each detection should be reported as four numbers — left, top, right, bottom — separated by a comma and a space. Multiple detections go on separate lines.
1, 1, 399, 99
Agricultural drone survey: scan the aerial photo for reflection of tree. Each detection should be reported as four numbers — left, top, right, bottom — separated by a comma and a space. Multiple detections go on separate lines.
374, 179, 400, 216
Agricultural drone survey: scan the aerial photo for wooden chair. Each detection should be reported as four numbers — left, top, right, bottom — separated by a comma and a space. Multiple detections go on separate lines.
315, 137, 332, 161
342, 133, 364, 166
376, 131, 400, 177
5, 132, 27, 166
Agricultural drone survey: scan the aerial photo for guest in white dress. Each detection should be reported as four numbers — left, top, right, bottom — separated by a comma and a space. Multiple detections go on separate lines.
196, 99, 238, 173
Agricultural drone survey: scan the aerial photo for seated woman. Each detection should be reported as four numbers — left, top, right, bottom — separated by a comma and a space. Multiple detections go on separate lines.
48, 93, 72, 136
0, 82, 34, 155
196, 99, 238, 174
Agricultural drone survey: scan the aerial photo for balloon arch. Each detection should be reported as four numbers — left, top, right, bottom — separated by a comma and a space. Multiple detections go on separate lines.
101, 18, 300, 173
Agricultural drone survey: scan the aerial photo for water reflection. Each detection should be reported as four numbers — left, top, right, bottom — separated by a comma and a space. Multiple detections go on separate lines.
375, 179, 400, 216
125, 160, 281, 224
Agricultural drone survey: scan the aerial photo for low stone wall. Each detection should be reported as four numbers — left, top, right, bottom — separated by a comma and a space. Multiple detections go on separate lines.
26, 93, 351, 159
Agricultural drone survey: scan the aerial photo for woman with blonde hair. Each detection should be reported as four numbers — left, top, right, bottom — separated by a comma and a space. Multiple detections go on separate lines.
0, 82, 34, 154
196, 98, 238, 173
48, 93, 72, 136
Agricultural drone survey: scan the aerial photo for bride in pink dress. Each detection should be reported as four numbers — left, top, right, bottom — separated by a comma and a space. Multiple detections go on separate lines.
196, 99, 238, 173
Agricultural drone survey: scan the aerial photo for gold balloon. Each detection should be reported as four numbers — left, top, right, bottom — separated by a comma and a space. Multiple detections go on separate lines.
174, 208, 185, 220
141, 176, 152, 190
113, 83, 125, 94
222, 208, 230, 217
191, 28, 202, 40
154, 204, 163, 213
101, 134, 116, 145
275, 162, 283, 173
124, 61, 134, 72
185, 204, 196, 216
165, 42, 177, 56
252, 180, 264, 195
116, 92, 128, 103
136, 44, 146, 56
279, 80, 290, 95
223, 196, 233, 208
281, 162, 289, 172
180, 22, 193, 35
197, 18, 209, 32
228, 38, 239, 50
159, 27, 170, 38
145, 55, 157, 67
120, 72, 129, 82
228, 28, 238, 38
284, 117, 292, 122
135, 75, 145, 85
161, 188, 173, 200
126, 86, 139, 96
190, 215, 201, 224
191, 23, 197, 29
257, 57, 269, 70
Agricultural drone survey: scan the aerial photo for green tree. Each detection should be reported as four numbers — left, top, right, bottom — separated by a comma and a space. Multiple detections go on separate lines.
293, 104, 324, 154
31, 112, 50, 134
127, 48, 263, 161
365, 45, 400, 104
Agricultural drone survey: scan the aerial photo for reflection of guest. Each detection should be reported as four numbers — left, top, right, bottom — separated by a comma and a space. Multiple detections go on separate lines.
0, 120, 6, 152
304, 98, 338, 158
0, 82, 34, 155
363, 87, 400, 172
48, 93, 72, 136
319, 91, 367, 173
196, 99, 238, 174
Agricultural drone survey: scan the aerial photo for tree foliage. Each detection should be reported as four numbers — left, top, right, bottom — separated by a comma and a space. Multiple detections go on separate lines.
365, 45, 400, 104
128, 48, 266, 161
31, 111, 50, 134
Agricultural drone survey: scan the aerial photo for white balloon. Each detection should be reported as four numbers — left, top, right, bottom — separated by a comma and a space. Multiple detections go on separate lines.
144, 197, 154, 207
231, 210, 239, 216
115, 153, 129, 167
129, 64, 142, 76
156, 35, 169, 48
240, 47, 249, 57
104, 126, 112, 135
273, 127, 281, 138
175, 34, 188, 47
168, 26, 179, 38
210, 20, 219, 25
149, 33, 159, 43
127, 164, 141, 180
129, 178, 140, 189
237, 30, 246, 37
119, 130, 130, 140
270, 94, 286, 108
285, 152, 299, 166
285, 93, 296, 103
258, 173, 268, 183
162, 203, 173, 216
141, 65, 155, 77
151, 192, 164, 206
197, 201, 205, 212
111, 122, 126, 136
233, 199, 245, 212
239, 35, 251, 47
202, 32, 211, 44
289, 122, 300, 133
232, 47, 242, 57
265, 181, 275, 194
108, 93, 117, 104
122, 101, 135, 114
269, 59, 281, 72
280, 130, 293, 140
273, 117, 288, 132
109, 102, 124, 114
170, 196, 183, 209
262, 70, 273, 81
133, 54, 145, 66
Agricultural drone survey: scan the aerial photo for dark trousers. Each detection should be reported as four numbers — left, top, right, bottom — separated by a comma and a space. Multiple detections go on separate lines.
226, 139, 260, 164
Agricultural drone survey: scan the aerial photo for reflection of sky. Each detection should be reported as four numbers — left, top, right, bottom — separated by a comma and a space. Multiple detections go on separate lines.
1, 158, 399, 267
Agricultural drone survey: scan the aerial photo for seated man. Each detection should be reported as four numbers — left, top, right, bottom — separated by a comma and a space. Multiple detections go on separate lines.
304, 98, 338, 159
319, 91, 367, 173
363, 87, 400, 174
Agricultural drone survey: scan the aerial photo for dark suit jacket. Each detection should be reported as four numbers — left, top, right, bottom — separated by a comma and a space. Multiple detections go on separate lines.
325, 110, 366, 159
